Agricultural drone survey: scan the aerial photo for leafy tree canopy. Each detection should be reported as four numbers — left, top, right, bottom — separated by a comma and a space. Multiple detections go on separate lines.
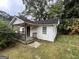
22, 0, 54, 20
63, 0, 79, 18
48, 0, 64, 18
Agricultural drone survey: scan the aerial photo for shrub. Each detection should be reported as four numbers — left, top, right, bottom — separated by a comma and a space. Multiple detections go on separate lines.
0, 21, 17, 49
59, 18, 79, 34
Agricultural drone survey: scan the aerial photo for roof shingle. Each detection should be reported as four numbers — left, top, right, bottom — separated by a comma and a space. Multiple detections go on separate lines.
17, 16, 58, 25
35, 19, 58, 24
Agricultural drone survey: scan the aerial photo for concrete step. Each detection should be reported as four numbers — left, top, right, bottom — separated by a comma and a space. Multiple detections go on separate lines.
26, 37, 34, 44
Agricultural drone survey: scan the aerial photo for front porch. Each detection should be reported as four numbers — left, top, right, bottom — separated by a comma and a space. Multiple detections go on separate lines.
12, 23, 35, 44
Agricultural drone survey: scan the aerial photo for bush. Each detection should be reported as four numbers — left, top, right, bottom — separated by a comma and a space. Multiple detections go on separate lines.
59, 18, 79, 34
0, 21, 17, 49
0, 32, 16, 48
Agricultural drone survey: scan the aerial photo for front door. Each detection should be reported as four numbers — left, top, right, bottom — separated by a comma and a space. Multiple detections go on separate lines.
27, 26, 30, 37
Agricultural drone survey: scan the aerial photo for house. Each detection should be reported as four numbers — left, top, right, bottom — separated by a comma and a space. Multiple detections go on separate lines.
10, 17, 60, 43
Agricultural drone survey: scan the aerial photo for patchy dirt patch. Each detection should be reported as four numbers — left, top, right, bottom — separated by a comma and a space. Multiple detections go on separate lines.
35, 55, 41, 59
28, 41, 41, 48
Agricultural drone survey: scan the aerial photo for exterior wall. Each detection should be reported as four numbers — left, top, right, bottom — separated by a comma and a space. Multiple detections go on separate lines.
14, 25, 57, 42
30, 25, 57, 42
30, 26, 38, 37
13, 18, 24, 25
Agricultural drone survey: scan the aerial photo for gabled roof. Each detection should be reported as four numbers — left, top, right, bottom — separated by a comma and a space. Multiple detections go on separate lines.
10, 16, 59, 26
18, 16, 59, 24
18, 16, 36, 24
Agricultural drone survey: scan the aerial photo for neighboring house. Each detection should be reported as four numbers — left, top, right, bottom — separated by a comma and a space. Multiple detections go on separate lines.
10, 17, 60, 42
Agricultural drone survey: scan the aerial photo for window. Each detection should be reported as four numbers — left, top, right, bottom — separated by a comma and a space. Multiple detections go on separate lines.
22, 27, 25, 34
42, 27, 47, 34
20, 27, 25, 34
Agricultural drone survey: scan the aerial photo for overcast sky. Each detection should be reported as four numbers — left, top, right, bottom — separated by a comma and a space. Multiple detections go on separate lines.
0, 0, 57, 16
0, 0, 25, 16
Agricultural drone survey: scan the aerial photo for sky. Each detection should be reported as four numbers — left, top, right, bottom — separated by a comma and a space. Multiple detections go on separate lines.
0, 0, 57, 16
0, 0, 25, 16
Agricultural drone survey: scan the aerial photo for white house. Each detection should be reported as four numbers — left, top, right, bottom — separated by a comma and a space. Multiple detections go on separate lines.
10, 17, 60, 43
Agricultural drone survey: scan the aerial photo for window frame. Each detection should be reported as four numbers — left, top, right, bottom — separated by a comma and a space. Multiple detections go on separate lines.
42, 26, 47, 34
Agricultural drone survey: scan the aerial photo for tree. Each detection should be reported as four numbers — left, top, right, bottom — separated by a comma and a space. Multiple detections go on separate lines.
63, 0, 79, 18
48, 0, 64, 19
59, 0, 79, 34
22, 0, 54, 20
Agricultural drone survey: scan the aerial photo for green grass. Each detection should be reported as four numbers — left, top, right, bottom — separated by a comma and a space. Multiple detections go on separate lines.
0, 35, 79, 59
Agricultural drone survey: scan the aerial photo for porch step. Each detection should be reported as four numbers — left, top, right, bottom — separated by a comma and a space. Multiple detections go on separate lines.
26, 37, 34, 44
18, 40, 26, 44
18, 37, 34, 44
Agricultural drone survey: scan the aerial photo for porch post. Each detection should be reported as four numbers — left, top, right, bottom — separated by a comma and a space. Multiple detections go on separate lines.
25, 23, 27, 41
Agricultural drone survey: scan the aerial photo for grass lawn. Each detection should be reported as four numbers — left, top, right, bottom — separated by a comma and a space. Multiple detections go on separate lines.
0, 35, 79, 59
